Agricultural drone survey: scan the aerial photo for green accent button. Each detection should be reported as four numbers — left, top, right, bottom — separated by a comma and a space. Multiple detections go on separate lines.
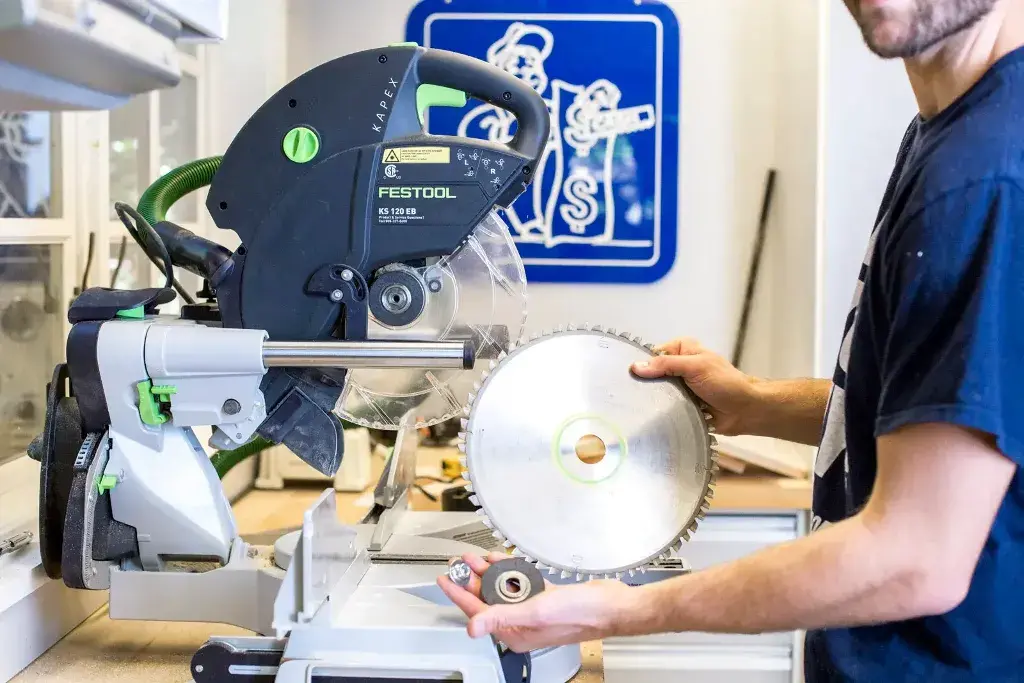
283, 126, 320, 163
136, 379, 177, 426
416, 84, 468, 126
96, 474, 118, 494
117, 306, 144, 319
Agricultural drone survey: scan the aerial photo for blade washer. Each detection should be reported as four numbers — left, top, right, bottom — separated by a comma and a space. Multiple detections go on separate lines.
463, 328, 715, 579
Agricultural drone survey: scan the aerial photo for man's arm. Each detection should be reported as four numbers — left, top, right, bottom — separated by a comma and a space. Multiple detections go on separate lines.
615, 422, 1015, 636
443, 421, 1016, 650
632, 338, 831, 446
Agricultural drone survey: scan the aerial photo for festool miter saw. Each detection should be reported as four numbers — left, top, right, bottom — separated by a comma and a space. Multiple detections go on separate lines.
29, 43, 718, 682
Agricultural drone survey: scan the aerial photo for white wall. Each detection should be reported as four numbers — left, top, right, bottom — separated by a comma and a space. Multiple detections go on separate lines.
816, 2, 916, 376
287, 0, 820, 379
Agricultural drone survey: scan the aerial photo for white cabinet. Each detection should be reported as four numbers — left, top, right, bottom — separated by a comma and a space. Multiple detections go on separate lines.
603, 510, 807, 683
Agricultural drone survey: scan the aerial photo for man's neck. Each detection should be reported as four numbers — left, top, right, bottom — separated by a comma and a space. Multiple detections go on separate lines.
904, 0, 1024, 119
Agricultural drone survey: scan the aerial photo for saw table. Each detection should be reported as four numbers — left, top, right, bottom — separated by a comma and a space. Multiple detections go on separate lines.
11, 446, 809, 683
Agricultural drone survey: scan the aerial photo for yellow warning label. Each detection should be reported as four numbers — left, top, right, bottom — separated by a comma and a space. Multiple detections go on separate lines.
382, 146, 450, 164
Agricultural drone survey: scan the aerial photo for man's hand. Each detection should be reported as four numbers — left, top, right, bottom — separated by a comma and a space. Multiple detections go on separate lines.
630, 337, 832, 445
436, 552, 634, 652
630, 337, 760, 435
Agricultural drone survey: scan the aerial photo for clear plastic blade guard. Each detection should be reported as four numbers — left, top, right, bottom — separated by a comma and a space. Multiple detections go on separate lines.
335, 210, 527, 429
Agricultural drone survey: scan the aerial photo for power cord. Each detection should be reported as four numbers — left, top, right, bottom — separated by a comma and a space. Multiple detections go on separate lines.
113, 202, 196, 304
109, 236, 127, 288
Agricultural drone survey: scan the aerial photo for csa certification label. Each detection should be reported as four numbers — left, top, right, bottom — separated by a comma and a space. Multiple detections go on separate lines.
382, 146, 451, 164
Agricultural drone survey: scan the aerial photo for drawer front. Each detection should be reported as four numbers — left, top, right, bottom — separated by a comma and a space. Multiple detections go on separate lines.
603, 643, 793, 683
682, 512, 803, 571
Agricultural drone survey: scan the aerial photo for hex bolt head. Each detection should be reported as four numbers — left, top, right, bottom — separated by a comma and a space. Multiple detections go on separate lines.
330, 289, 344, 302
448, 559, 473, 587
341, 269, 354, 281
222, 399, 241, 415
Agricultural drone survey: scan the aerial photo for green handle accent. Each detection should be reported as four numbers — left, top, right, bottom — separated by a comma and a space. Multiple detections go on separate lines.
283, 126, 320, 163
416, 84, 468, 127
116, 306, 144, 319
96, 475, 118, 494
136, 379, 177, 426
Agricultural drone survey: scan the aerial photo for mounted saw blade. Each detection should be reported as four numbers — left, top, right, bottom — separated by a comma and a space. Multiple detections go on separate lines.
462, 326, 718, 580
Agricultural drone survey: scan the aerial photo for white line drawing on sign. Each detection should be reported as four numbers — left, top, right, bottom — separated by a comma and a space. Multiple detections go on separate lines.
455, 22, 656, 249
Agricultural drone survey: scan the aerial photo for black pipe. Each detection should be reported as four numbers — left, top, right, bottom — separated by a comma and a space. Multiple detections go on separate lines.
152, 220, 233, 283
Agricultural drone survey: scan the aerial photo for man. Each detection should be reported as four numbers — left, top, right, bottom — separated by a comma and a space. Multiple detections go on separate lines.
438, 0, 1024, 680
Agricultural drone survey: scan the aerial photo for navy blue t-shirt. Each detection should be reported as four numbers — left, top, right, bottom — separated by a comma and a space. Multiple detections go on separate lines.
806, 47, 1024, 681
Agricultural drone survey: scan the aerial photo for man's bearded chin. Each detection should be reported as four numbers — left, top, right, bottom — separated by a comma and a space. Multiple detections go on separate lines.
848, 0, 999, 59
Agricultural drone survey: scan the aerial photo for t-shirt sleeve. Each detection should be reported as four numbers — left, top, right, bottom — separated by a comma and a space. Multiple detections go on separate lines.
875, 178, 1024, 465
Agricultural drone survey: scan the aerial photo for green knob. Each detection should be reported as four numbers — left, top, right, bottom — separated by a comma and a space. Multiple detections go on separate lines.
283, 126, 320, 163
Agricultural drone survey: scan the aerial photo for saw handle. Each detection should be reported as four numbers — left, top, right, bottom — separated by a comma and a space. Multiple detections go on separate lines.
416, 48, 550, 164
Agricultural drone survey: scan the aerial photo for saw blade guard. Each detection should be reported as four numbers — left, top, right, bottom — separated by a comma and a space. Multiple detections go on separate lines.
335, 210, 527, 429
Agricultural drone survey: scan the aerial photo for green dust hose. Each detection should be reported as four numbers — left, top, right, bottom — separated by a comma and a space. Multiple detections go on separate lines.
137, 156, 223, 226
211, 437, 274, 479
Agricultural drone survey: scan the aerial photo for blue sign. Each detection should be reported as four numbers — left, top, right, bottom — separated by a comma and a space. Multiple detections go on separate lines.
406, 0, 680, 284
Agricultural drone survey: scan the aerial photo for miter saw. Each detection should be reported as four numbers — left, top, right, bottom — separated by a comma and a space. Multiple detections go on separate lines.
28, 43, 718, 683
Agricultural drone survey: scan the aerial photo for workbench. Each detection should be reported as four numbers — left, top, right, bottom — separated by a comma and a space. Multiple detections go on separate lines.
11, 447, 811, 683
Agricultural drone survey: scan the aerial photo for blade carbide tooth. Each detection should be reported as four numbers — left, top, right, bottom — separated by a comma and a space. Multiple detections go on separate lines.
688, 519, 699, 533
711, 462, 721, 473
560, 570, 571, 579
703, 411, 714, 421
618, 329, 630, 338
460, 418, 469, 430
488, 360, 497, 370
548, 567, 557, 575
462, 404, 471, 416
615, 572, 623, 580
644, 342, 655, 350
480, 516, 493, 529
582, 321, 590, 330
468, 494, 480, 506
681, 530, 691, 542
467, 392, 476, 404
696, 510, 706, 520
503, 540, 513, 549
638, 566, 647, 574
459, 456, 467, 469
607, 328, 617, 336
628, 569, 636, 577
463, 471, 472, 484
535, 562, 547, 570
709, 435, 719, 447
555, 324, 565, 333
491, 530, 505, 541
523, 555, 534, 563
457, 442, 466, 453
497, 350, 507, 361
464, 482, 474, 492
706, 489, 715, 499
591, 324, 602, 332
530, 331, 540, 341
511, 548, 524, 557
708, 424, 718, 434
567, 322, 577, 331
473, 382, 481, 391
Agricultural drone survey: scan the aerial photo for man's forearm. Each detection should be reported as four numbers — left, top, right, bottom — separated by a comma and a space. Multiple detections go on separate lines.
612, 514, 942, 637
743, 378, 833, 445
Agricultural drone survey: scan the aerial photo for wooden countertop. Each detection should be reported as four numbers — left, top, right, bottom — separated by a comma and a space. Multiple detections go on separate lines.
13, 446, 809, 682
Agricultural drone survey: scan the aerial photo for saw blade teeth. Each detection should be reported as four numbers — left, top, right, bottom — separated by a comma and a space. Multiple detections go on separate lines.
480, 516, 493, 529
628, 569, 636, 577
458, 431, 467, 441
468, 494, 480, 506
711, 462, 721, 473
472, 382, 481, 392
644, 342, 655, 350
530, 331, 540, 341
582, 321, 590, 330
511, 547, 524, 557
696, 510, 706, 520
502, 540, 513, 549
535, 561, 547, 570
497, 350, 507, 361
593, 324, 604, 332
467, 392, 476, 404
618, 329, 631, 339
464, 482, 474, 492
460, 418, 469, 430
680, 531, 690, 544
458, 455, 467, 468
560, 570, 571, 579
614, 572, 624, 580
457, 442, 466, 453
638, 566, 647, 574
607, 327, 617, 336
554, 324, 565, 333
547, 567, 557, 576
688, 519, 700, 533
706, 489, 715, 499
566, 322, 577, 331
491, 530, 505, 541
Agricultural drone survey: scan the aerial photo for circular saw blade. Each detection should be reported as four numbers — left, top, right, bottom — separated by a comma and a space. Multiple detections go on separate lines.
462, 326, 718, 580
335, 210, 528, 429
